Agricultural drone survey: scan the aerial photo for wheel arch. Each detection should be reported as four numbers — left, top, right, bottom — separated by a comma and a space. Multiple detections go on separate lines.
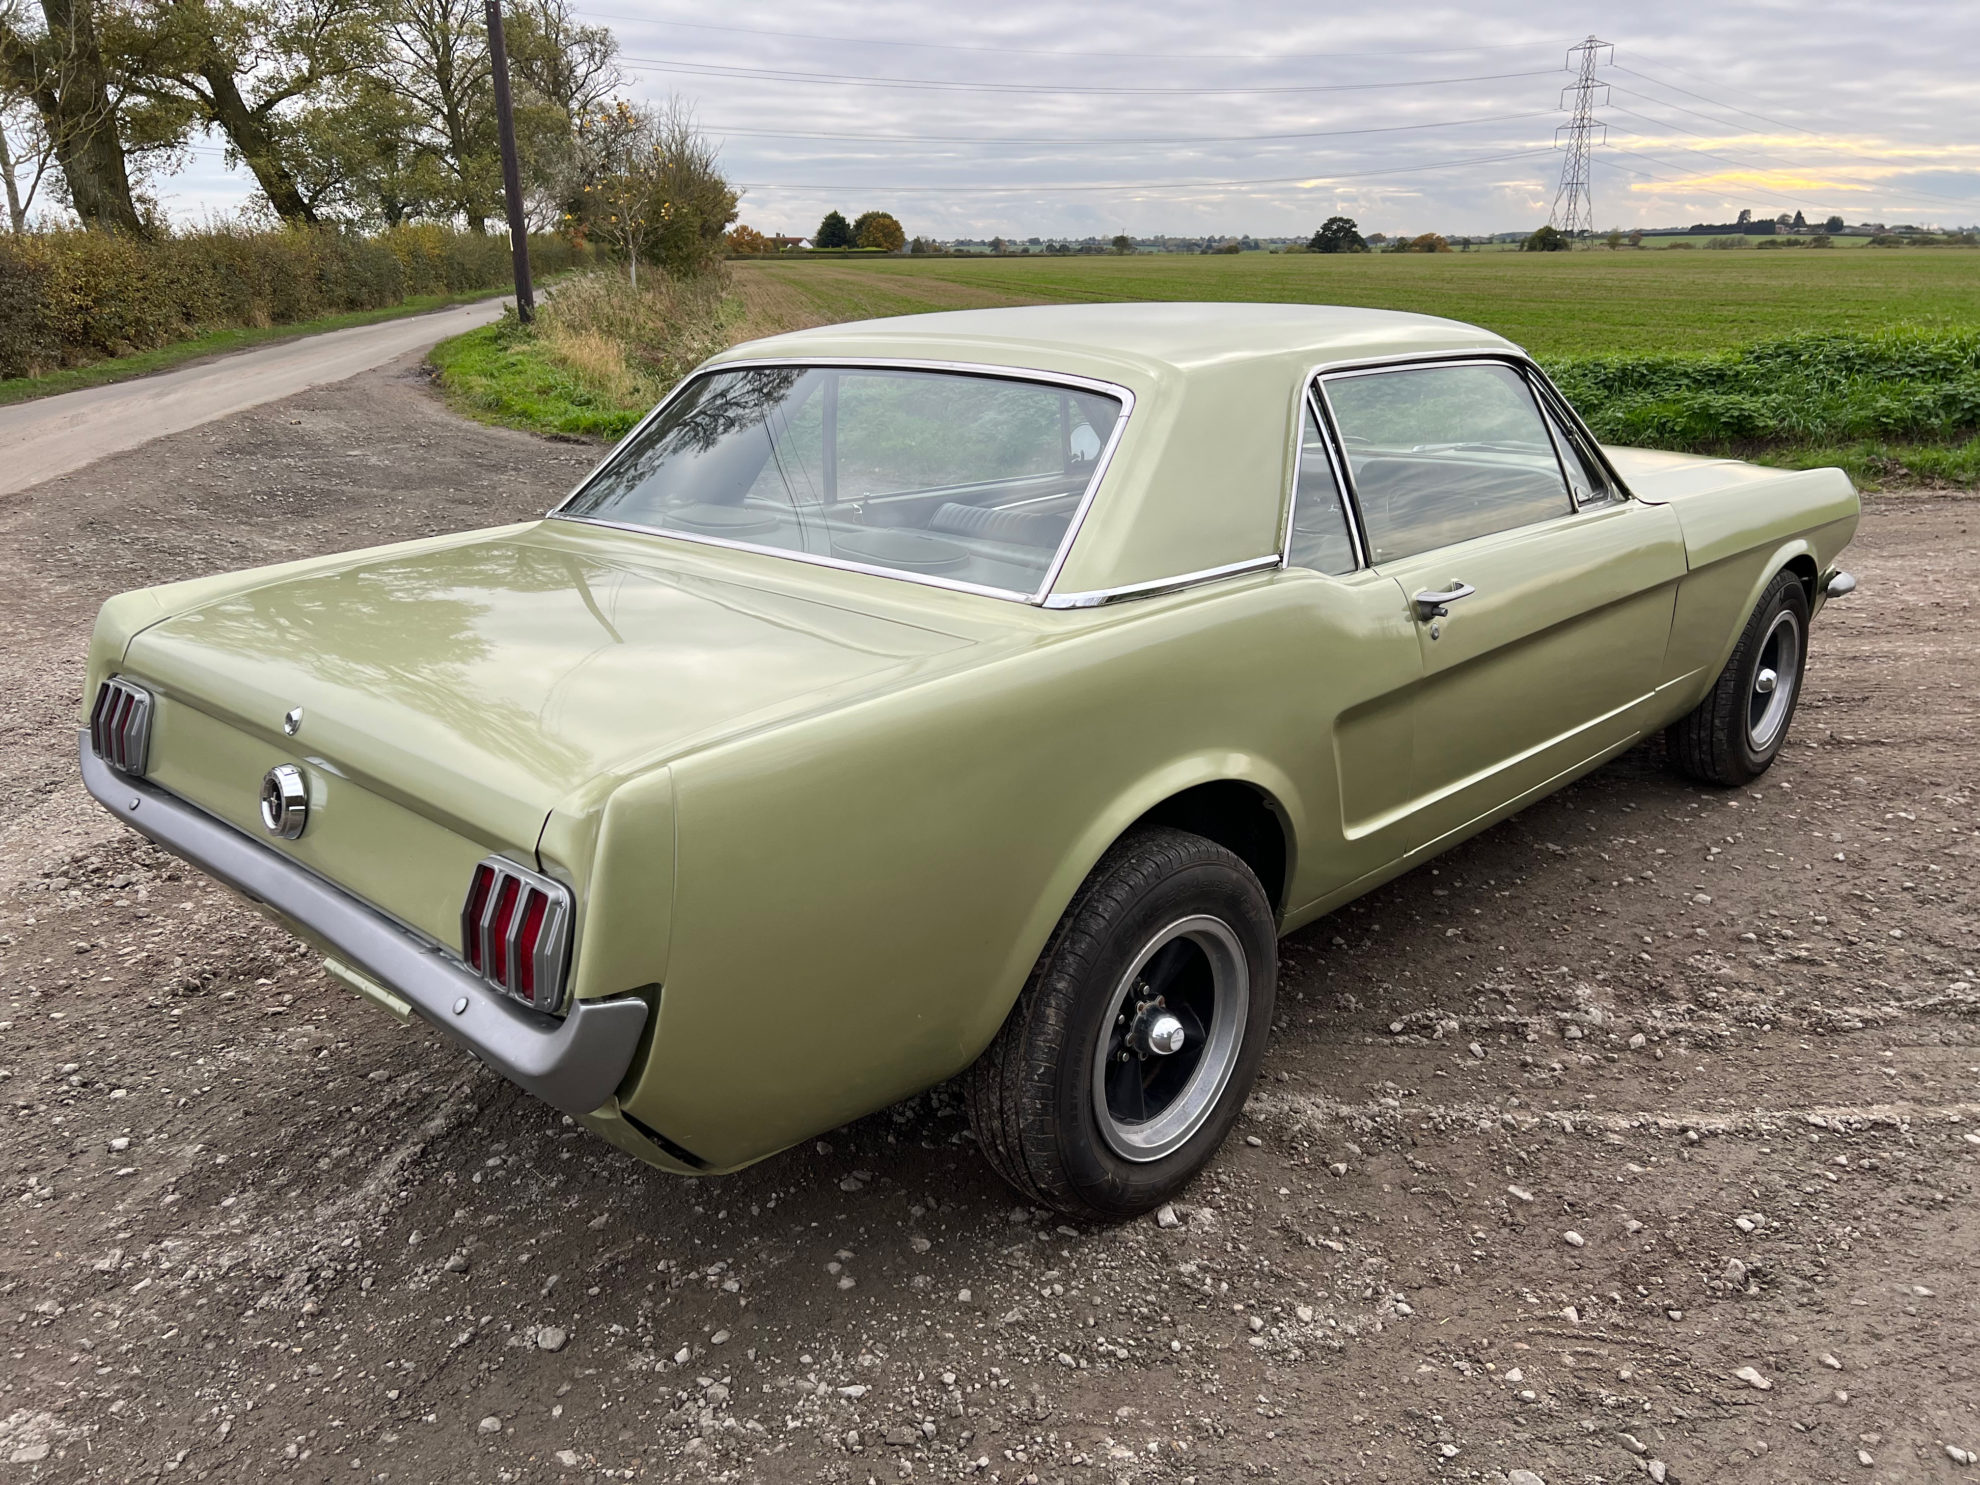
1701, 539, 1820, 689
978, 756, 1304, 1058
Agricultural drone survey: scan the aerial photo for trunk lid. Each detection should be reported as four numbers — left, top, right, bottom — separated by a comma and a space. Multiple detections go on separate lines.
124, 521, 980, 887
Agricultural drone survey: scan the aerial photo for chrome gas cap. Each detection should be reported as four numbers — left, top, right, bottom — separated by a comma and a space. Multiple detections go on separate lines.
260, 764, 308, 839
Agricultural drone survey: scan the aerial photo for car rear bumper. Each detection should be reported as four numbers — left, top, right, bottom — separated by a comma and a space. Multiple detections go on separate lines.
78, 731, 647, 1117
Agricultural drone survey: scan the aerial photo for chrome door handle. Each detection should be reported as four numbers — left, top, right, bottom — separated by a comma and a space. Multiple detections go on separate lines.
1412, 581, 1477, 619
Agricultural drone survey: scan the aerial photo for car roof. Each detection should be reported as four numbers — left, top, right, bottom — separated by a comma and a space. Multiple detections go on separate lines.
719, 302, 1519, 381
705, 302, 1527, 602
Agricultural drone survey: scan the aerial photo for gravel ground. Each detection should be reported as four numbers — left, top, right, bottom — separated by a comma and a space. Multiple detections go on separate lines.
1, 355, 1976, 1485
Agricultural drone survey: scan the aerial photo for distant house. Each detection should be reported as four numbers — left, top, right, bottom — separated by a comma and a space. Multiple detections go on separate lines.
770, 235, 810, 251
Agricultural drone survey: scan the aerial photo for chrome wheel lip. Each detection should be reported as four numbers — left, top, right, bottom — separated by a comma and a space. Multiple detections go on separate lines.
1090, 915, 1248, 1163
1747, 609, 1802, 752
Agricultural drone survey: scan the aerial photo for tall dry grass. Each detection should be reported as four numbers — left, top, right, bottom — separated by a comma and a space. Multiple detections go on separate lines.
528, 266, 825, 413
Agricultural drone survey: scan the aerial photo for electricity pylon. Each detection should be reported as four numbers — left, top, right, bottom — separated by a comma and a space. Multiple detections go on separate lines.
1550, 35, 1613, 238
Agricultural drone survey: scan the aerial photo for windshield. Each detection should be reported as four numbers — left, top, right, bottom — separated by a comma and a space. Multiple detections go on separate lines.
558, 364, 1126, 598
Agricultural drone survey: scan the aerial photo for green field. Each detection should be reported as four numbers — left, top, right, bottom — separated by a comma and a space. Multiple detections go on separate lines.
737, 249, 1980, 358
435, 249, 1980, 486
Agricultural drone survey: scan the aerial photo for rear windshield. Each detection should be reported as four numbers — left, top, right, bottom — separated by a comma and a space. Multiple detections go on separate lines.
559, 365, 1126, 598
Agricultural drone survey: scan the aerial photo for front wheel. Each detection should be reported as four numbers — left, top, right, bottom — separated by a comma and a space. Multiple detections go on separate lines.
1667, 569, 1811, 786
963, 827, 1277, 1221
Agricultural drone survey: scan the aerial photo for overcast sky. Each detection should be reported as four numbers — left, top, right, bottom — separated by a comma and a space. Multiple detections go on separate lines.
161, 0, 1980, 239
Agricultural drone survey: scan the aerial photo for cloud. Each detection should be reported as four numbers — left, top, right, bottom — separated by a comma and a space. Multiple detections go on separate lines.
159, 0, 1980, 235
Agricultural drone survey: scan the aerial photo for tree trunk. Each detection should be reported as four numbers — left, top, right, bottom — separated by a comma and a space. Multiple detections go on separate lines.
198, 63, 316, 225
0, 0, 142, 232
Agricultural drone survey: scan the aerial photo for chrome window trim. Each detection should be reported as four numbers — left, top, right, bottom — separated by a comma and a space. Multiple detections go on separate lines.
547, 355, 1137, 607
1041, 554, 1283, 610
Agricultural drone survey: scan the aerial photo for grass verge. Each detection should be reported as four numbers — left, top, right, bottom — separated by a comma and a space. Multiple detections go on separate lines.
0, 283, 519, 408
429, 268, 814, 439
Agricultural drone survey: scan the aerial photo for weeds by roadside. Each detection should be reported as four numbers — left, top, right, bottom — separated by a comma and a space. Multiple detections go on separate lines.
429, 268, 819, 438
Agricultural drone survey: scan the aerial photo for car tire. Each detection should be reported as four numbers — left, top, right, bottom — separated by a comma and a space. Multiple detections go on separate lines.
1667, 569, 1811, 787
963, 826, 1277, 1222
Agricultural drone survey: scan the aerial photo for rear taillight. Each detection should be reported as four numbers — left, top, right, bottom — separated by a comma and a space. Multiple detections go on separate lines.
460, 857, 572, 1012
89, 677, 153, 776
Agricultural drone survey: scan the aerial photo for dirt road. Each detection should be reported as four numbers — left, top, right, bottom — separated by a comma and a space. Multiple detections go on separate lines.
1, 356, 1975, 1485
0, 295, 511, 497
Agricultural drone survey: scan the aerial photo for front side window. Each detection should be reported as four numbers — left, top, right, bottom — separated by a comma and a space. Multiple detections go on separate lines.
1537, 392, 1618, 507
559, 365, 1124, 598
1286, 399, 1357, 575
1323, 362, 1573, 564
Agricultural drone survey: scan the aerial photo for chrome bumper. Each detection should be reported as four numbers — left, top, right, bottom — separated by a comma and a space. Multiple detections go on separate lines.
78, 733, 647, 1117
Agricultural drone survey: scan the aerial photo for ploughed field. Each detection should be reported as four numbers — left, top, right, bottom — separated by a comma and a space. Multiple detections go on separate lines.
2, 357, 1977, 1484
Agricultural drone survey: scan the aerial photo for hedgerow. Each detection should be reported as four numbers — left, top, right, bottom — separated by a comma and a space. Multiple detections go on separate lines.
0, 225, 586, 379
1543, 327, 1980, 449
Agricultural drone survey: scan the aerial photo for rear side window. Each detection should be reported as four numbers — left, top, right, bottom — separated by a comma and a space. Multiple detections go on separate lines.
1323, 363, 1573, 564
1286, 399, 1356, 575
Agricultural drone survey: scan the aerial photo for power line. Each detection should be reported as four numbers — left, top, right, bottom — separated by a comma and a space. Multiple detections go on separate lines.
580, 9, 1571, 64
615, 55, 1567, 98
703, 110, 1558, 150
732, 145, 1558, 195
1612, 63, 1823, 140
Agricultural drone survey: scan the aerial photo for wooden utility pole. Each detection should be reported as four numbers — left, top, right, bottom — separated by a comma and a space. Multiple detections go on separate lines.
483, 0, 535, 323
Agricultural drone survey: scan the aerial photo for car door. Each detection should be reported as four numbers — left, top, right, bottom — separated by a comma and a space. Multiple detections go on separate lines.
1275, 392, 1436, 913
1318, 358, 1687, 856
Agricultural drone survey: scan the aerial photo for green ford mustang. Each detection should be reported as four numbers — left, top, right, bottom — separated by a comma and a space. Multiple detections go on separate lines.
81, 304, 1858, 1219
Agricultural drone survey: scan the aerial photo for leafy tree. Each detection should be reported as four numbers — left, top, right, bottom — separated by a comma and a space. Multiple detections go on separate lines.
1307, 215, 1366, 253
1521, 225, 1569, 252
852, 208, 902, 252
1403, 232, 1450, 253
375, 0, 498, 231
1604, 228, 1624, 250
574, 96, 733, 284
812, 207, 853, 248
724, 222, 767, 254
116, 0, 380, 225
0, 0, 142, 230
1824, 215, 1844, 232
1736, 208, 1751, 225
1109, 232, 1132, 254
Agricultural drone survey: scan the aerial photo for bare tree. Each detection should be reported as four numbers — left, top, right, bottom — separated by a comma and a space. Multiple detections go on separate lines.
0, 96, 56, 228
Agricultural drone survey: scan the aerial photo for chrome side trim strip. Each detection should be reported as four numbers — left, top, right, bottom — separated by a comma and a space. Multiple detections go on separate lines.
546, 356, 1137, 608
78, 734, 646, 1118
1040, 554, 1281, 609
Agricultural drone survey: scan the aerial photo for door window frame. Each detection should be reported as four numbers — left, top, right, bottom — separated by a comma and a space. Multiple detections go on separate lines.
1295, 351, 1636, 570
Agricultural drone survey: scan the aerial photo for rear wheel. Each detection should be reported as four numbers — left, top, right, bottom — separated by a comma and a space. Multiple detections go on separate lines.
964, 827, 1276, 1221
1668, 569, 1810, 786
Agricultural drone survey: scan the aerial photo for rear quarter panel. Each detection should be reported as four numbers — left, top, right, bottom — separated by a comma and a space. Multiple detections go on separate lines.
615, 572, 1374, 1169
1650, 463, 1859, 713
